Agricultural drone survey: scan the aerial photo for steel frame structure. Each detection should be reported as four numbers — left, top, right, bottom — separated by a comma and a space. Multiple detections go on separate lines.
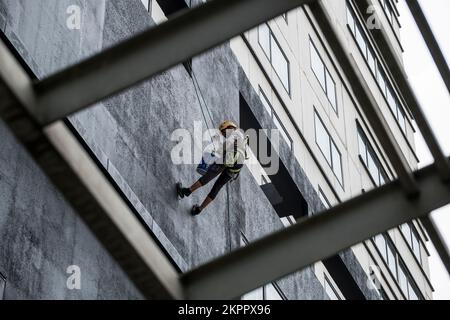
0, 0, 448, 299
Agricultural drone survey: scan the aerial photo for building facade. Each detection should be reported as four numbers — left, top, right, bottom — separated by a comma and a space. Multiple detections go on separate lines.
0, 0, 433, 299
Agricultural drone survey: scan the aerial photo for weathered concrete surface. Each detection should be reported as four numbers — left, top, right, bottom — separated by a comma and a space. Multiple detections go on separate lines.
0, 118, 141, 299
0, 0, 369, 299
0, 0, 145, 300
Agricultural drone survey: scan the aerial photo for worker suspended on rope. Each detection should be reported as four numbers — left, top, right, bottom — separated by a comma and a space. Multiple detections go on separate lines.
177, 120, 248, 216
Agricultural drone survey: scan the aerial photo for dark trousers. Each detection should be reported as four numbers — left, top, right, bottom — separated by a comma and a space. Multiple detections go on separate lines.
198, 163, 243, 200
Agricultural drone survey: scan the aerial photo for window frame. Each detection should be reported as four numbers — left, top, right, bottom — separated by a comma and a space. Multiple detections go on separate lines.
357, 124, 389, 187
379, 0, 400, 29
314, 110, 344, 188
372, 233, 424, 300
309, 39, 338, 114
346, 2, 409, 136
400, 223, 423, 265
397, 258, 421, 300
258, 23, 291, 95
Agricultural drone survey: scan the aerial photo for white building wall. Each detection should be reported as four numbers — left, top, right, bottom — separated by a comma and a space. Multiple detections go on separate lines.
230, 0, 432, 300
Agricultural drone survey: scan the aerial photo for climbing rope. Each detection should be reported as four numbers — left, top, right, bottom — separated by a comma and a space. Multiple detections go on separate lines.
191, 67, 216, 147
192, 69, 215, 131
191, 61, 234, 249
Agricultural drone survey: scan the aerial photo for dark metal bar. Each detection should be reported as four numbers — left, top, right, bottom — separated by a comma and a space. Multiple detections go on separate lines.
307, 1, 419, 195
406, 0, 450, 94
33, 0, 314, 125
182, 161, 450, 299
353, 0, 450, 181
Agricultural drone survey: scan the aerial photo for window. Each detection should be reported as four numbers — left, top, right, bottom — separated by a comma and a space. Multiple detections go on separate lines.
397, 263, 408, 297
357, 125, 389, 187
259, 88, 293, 149
408, 282, 419, 300
355, 25, 366, 56
314, 111, 343, 186
374, 234, 397, 279
258, 24, 290, 93
310, 40, 338, 113
386, 241, 397, 278
325, 70, 337, 111
315, 114, 331, 164
324, 276, 341, 300
386, 87, 396, 115
412, 234, 422, 263
310, 41, 326, 89
331, 143, 342, 183
346, 4, 407, 135
398, 261, 420, 300
373, 234, 422, 300
398, 109, 407, 133
346, 5, 355, 33
367, 48, 377, 75
401, 223, 413, 247
380, 0, 396, 26
258, 23, 271, 60
401, 223, 423, 264
375, 234, 388, 262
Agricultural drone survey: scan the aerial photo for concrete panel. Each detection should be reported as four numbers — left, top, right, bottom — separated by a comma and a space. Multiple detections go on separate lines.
0, 118, 141, 299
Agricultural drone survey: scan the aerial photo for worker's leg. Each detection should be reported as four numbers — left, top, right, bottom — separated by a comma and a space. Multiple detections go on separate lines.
178, 164, 224, 198
192, 170, 232, 215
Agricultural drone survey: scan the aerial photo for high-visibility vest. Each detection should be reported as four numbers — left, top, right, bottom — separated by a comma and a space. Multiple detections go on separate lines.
223, 131, 247, 169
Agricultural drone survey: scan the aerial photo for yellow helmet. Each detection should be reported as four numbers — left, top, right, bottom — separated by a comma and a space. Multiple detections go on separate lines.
219, 120, 238, 132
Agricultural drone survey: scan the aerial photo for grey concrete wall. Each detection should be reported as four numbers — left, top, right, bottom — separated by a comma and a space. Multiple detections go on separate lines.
0, 0, 147, 300
0, 0, 369, 300
0, 117, 141, 299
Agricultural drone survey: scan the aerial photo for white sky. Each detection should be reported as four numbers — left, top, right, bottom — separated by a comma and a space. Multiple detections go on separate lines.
398, 0, 450, 300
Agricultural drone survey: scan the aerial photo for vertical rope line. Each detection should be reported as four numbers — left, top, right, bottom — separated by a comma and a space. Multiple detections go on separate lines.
226, 183, 232, 252
192, 69, 215, 130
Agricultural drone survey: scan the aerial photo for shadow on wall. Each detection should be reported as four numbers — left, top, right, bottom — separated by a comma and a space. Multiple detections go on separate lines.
239, 93, 309, 220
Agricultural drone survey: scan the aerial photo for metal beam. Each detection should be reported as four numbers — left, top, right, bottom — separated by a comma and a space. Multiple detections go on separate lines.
406, 0, 450, 94
0, 39, 183, 300
33, 0, 314, 125
306, 1, 419, 196
181, 161, 450, 299
354, 0, 450, 182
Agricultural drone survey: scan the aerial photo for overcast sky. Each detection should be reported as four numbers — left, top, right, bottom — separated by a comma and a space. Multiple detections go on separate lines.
398, 0, 450, 300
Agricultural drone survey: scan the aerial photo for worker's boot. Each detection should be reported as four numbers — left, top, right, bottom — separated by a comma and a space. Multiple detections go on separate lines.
191, 205, 202, 216
176, 182, 192, 199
